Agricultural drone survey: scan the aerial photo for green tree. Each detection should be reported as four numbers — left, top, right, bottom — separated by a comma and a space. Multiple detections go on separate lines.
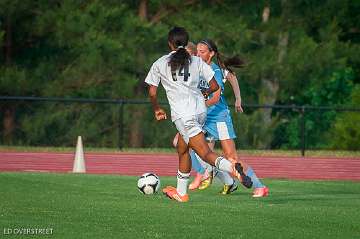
1, 0, 359, 149
328, 85, 360, 150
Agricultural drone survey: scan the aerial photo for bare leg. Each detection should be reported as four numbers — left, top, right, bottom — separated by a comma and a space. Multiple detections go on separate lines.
202, 141, 214, 172
177, 134, 191, 173
188, 133, 252, 188
188, 132, 222, 166
169, 134, 192, 196
220, 139, 248, 172
220, 139, 268, 191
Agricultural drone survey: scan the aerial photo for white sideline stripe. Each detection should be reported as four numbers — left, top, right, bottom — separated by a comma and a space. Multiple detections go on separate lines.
23, 170, 50, 172
216, 122, 230, 140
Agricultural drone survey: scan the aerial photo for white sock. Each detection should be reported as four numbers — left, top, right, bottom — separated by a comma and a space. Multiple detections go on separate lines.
215, 157, 233, 174
216, 171, 234, 186
177, 170, 190, 196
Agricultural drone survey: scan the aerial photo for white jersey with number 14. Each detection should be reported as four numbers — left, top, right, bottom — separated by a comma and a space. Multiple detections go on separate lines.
145, 53, 214, 122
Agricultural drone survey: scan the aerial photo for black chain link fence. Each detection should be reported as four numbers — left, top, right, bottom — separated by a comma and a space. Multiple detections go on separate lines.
1, 96, 360, 156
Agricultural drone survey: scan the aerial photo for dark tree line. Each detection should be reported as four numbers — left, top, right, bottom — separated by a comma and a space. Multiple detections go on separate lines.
1, 0, 359, 149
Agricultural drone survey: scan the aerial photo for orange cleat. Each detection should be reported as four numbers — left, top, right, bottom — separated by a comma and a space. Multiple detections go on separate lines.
188, 173, 203, 190
162, 186, 189, 202
252, 187, 269, 198
162, 186, 176, 194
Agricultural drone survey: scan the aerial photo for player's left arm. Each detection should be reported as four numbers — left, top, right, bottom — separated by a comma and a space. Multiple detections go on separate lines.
148, 85, 167, 121
226, 72, 243, 112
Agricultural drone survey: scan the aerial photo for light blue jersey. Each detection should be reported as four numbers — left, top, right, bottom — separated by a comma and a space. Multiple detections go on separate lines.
198, 62, 236, 141
206, 63, 229, 122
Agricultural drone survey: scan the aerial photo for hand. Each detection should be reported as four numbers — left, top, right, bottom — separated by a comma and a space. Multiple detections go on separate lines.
201, 89, 209, 100
154, 108, 167, 121
235, 98, 243, 113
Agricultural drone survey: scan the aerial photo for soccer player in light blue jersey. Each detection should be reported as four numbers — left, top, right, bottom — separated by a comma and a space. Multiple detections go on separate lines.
192, 39, 269, 197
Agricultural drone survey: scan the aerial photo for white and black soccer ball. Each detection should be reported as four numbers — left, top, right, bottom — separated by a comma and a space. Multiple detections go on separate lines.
137, 173, 160, 195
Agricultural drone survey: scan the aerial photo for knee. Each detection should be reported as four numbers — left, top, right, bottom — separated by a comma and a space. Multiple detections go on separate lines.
177, 145, 188, 156
224, 151, 237, 161
177, 148, 187, 156
202, 148, 212, 160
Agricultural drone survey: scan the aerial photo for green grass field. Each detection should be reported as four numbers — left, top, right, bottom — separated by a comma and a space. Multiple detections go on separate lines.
0, 173, 359, 239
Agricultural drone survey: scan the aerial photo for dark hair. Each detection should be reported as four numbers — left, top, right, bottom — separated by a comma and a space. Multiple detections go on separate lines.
199, 39, 245, 73
168, 27, 191, 71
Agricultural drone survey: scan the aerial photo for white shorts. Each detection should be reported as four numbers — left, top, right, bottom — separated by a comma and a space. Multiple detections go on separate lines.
204, 119, 236, 142
174, 113, 207, 144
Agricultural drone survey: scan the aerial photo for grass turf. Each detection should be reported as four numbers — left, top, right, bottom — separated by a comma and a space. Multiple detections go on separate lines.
0, 172, 359, 239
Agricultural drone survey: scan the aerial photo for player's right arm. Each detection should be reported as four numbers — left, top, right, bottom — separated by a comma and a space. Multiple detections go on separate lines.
145, 62, 167, 121
148, 85, 167, 121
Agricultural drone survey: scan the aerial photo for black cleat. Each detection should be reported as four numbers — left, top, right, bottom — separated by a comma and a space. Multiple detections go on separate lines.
234, 163, 253, 189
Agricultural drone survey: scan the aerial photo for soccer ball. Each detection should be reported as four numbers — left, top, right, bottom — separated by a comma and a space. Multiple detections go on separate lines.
137, 173, 160, 195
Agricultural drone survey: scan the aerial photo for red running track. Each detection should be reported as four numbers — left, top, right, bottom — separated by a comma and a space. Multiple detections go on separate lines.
0, 151, 360, 181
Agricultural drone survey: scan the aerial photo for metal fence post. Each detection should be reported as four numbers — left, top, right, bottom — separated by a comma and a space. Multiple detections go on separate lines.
118, 102, 124, 150
300, 106, 306, 157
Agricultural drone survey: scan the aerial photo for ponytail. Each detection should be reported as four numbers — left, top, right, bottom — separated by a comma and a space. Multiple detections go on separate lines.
168, 27, 191, 71
199, 39, 245, 73
217, 54, 245, 73
169, 47, 191, 71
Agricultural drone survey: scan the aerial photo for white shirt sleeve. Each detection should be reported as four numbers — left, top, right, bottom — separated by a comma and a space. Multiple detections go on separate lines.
200, 59, 215, 83
145, 62, 161, 87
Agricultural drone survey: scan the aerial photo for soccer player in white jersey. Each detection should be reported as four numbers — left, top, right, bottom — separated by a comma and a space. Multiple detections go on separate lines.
145, 26, 252, 202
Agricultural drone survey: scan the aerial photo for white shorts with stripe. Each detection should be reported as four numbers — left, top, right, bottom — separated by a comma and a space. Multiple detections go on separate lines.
203, 117, 236, 142
173, 113, 207, 144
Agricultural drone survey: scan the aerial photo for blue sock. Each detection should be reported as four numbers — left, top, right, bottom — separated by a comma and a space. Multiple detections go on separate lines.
246, 167, 264, 189
190, 150, 205, 174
